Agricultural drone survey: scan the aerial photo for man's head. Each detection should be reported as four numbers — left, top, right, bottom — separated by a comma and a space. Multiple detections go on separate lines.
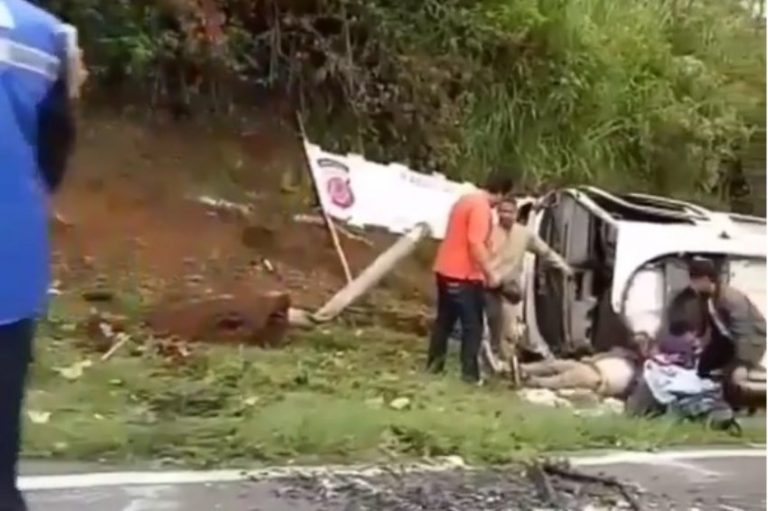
688, 259, 719, 296
497, 195, 517, 229
482, 173, 514, 206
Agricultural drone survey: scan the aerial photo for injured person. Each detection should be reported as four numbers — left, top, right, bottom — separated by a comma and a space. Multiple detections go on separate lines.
520, 343, 647, 399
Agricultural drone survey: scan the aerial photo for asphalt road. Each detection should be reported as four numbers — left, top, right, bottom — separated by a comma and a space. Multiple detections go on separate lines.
22, 449, 766, 511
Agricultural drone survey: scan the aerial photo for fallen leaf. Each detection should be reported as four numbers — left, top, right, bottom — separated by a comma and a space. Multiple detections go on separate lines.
57, 365, 83, 380
27, 410, 51, 424
365, 396, 385, 409
55, 359, 92, 381
98, 322, 114, 338
59, 323, 77, 333
389, 397, 411, 410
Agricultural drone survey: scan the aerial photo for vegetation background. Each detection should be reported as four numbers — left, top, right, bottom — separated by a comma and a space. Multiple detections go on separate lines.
44, 0, 766, 206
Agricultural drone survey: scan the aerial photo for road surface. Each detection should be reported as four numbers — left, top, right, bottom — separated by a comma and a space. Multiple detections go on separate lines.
22, 449, 766, 510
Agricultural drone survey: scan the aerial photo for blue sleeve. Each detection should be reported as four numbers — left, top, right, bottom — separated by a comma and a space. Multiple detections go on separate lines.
36, 33, 75, 193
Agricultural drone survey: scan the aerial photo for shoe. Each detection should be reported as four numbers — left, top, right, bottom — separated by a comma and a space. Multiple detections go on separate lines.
462, 375, 485, 387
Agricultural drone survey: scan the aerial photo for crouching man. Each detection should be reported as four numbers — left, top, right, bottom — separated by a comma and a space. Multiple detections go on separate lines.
687, 260, 766, 407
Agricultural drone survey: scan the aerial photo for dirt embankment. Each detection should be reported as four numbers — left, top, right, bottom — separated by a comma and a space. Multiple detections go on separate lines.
50, 113, 435, 339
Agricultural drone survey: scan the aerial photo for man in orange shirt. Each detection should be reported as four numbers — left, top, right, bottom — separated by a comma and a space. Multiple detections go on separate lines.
427, 174, 514, 383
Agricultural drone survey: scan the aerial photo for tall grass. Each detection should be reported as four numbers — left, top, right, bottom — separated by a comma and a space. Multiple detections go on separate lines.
451, 0, 765, 193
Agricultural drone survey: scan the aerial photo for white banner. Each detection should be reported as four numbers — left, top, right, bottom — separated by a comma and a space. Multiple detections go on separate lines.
303, 140, 476, 239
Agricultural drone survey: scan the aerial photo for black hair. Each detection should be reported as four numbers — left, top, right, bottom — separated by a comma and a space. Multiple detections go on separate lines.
483, 173, 514, 195
688, 259, 718, 281
668, 318, 693, 337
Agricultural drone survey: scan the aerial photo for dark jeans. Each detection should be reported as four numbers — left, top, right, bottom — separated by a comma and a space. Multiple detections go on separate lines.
427, 274, 485, 382
0, 320, 34, 511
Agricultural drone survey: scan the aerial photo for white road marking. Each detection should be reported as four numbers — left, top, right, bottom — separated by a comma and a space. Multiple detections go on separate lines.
19, 448, 765, 492
570, 448, 766, 467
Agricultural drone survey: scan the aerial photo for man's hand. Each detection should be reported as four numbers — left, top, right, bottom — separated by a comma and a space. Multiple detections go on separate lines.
486, 271, 501, 289
562, 265, 575, 280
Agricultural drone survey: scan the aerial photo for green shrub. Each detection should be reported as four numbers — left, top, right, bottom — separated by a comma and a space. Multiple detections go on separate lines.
44, 0, 765, 197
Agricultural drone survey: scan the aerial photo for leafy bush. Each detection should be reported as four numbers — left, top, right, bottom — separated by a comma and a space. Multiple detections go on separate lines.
44, 0, 765, 197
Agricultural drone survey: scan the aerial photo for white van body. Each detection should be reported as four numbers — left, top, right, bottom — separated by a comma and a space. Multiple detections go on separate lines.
519, 187, 766, 371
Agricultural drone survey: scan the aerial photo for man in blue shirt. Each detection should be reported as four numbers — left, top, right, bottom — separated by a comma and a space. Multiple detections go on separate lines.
0, 1, 76, 508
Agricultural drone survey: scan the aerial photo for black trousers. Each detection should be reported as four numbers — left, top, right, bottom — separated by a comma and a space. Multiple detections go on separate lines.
0, 320, 34, 510
427, 274, 485, 382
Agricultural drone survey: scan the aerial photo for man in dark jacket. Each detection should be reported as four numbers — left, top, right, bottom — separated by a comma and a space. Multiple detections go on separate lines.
686, 259, 767, 376
0, 2, 78, 508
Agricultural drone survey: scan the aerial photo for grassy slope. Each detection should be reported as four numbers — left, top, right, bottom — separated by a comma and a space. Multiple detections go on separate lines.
24, 306, 764, 469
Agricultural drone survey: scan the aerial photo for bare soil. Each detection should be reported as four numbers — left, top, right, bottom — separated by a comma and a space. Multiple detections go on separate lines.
49, 113, 434, 337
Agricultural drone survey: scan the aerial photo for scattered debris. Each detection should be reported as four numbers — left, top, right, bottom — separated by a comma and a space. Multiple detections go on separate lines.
100, 332, 133, 361
48, 280, 63, 296
539, 460, 642, 511
154, 336, 193, 363
389, 397, 411, 410
261, 257, 275, 273
27, 410, 51, 424
527, 461, 562, 507
195, 195, 253, 220
54, 359, 92, 381
147, 290, 291, 346
51, 211, 74, 231
270, 465, 652, 510
83, 312, 129, 353
517, 388, 626, 416
517, 388, 574, 409
243, 396, 260, 407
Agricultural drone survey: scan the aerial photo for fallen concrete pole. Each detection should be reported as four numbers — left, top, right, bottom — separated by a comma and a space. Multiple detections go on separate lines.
311, 222, 431, 323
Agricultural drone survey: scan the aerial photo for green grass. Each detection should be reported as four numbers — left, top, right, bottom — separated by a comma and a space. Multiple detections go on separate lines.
23, 317, 765, 468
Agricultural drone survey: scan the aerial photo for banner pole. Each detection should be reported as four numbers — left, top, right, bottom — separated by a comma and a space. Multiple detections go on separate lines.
295, 112, 353, 284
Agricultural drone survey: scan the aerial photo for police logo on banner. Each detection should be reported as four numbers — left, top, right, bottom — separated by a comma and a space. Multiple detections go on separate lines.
318, 158, 355, 210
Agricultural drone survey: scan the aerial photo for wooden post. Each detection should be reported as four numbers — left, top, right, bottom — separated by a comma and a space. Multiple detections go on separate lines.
295, 113, 353, 284
312, 222, 431, 323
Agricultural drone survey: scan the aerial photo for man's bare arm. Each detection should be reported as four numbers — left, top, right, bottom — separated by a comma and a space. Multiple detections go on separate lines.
469, 238, 498, 285
467, 203, 497, 285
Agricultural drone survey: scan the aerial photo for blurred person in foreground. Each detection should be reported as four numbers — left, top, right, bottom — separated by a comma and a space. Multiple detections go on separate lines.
426, 174, 514, 384
0, 1, 82, 508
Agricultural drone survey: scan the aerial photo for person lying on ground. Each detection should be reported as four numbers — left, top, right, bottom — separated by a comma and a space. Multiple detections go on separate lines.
426, 173, 514, 384
484, 195, 573, 367
519, 341, 646, 399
